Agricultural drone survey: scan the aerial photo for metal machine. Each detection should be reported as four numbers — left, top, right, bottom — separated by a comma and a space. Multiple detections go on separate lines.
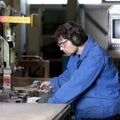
0, 2, 71, 120
107, 5, 120, 80
0, 1, 38, 102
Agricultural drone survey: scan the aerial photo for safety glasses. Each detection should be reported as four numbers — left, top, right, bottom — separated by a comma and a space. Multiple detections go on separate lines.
57, 39, 69, 47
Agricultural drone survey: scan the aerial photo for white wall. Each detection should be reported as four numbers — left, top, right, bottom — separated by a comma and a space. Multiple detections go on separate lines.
84, 4, 110, 50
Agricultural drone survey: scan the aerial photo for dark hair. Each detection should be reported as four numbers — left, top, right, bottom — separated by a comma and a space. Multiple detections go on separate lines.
54, 21, 88, 43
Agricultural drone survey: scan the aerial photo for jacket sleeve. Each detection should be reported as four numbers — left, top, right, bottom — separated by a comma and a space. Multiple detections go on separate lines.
50, 55, 77, 93
48, 55, 105, 104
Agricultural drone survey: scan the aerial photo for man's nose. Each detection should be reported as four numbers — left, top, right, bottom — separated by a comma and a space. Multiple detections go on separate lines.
60, 46, 64, 51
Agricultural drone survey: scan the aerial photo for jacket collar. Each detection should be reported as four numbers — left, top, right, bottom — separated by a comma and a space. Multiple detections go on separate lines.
80, 35, 94, 61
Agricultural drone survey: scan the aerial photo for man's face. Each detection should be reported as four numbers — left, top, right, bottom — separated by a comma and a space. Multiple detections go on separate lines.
57, 36, 78, 56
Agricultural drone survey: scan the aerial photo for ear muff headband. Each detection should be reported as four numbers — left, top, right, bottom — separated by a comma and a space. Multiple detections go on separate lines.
63, 23, 83, 46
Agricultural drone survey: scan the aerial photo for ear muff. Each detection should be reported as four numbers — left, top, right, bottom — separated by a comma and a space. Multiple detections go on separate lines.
63, 23, 83, 46
70, 32, 83, 46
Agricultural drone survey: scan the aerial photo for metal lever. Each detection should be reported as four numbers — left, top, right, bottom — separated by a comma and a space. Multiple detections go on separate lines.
25, 80, 41, 89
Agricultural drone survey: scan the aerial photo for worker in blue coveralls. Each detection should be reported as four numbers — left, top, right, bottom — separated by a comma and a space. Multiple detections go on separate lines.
39, 21, 120, 120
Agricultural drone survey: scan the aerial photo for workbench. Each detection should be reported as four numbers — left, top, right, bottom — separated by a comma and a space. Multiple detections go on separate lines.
0, 103, 71, 120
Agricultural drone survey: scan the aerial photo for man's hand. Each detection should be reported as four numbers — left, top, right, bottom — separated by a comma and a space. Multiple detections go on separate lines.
38, 81, 52, 93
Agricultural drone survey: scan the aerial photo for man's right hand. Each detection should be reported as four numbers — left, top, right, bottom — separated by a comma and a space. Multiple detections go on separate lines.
38, 81, 52, 93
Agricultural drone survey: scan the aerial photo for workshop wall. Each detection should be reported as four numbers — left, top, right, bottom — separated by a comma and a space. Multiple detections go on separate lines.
26, 4, 112, 55
84, 4, 110, 50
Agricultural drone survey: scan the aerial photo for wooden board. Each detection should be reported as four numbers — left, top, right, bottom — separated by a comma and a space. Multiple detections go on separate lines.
0, 103, 70, 120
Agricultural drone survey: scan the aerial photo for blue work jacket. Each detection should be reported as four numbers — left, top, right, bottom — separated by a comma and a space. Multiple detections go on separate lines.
48, 36, 120, 119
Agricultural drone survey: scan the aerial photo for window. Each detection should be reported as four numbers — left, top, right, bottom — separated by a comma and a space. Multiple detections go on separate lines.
27, 0, 102, 4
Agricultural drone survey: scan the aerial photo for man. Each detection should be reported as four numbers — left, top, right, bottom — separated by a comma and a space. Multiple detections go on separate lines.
39, 21, 120, 120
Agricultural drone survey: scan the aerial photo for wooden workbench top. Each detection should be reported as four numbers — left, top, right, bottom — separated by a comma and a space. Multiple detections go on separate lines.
0, 103, 70, 120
